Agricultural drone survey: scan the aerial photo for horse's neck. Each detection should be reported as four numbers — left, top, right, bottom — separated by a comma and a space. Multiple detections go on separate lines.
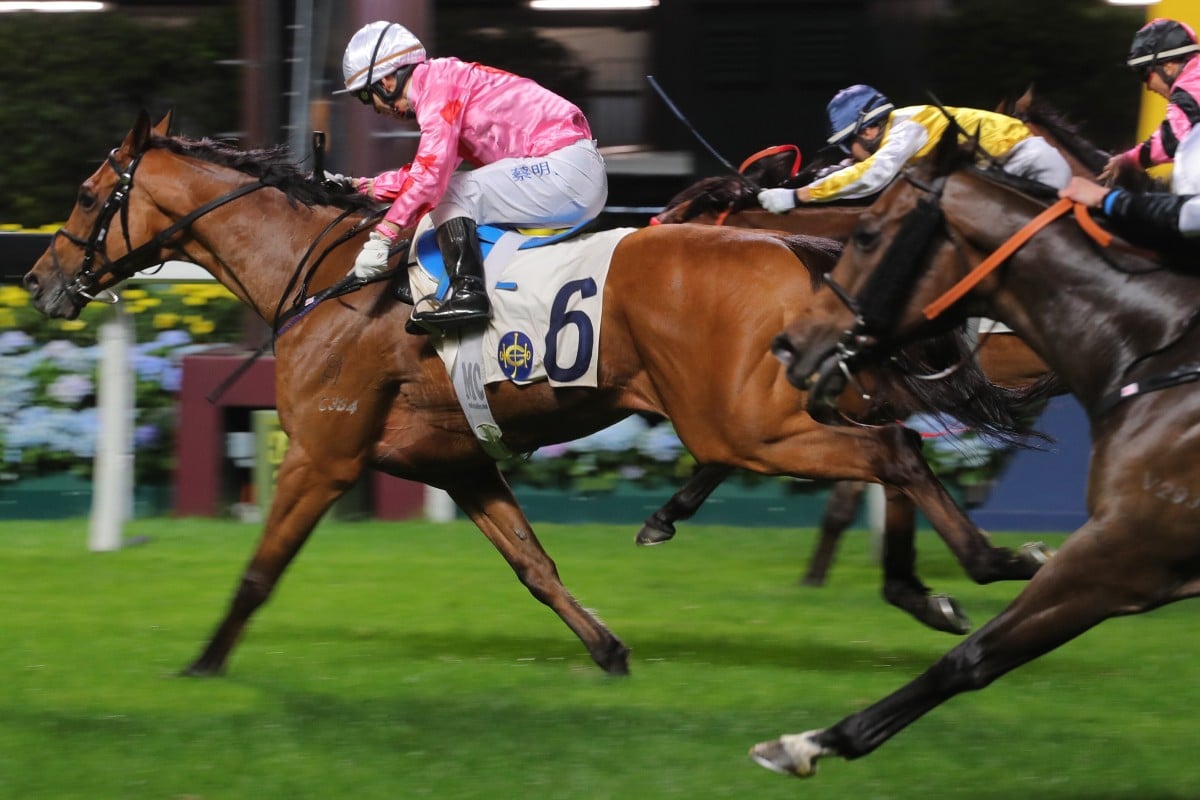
163, 162, 352, 322
962, 201, 1198, 402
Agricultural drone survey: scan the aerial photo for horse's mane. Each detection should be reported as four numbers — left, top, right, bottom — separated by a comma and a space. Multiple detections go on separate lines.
1002, 91, 1169, 193
147, 134, 380, 213
879, 330, 1055, 449
1002, 94, 1110, 177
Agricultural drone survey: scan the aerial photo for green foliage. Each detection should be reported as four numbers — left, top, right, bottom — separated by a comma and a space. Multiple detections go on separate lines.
0, 283, 243, 484
0, 9, 238, 227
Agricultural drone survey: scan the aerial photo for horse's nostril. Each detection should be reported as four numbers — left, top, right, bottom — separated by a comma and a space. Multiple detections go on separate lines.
771, 335, 794, 366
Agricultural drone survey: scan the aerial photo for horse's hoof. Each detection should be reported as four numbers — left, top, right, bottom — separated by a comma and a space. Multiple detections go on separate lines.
179, 663, 221, 678
1020, 541, 1053, 567
749, 732, 826, 778
924, 593, 971, 635
600, 642, 632, 676
635, 521, 675, 546
799, 573, 827, 588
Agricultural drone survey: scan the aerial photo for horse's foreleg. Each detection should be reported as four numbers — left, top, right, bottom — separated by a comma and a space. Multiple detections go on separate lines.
877, 487, 970, 634
635, 463, 734, 545
750, 518, 1162, 777
800, 480, 865, 586
447, 465, 631, 675
874, 425, 1047, 584
183, 443, 351, 676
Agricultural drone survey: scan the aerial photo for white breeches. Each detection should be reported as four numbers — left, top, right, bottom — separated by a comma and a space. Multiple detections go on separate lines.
433, 138, 608, 228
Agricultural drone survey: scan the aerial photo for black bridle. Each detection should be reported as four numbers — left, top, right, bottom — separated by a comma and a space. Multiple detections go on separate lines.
813, 174, 950, 390
52, 145, 269, 304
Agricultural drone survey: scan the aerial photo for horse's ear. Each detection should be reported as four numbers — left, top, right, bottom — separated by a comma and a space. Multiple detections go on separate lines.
930, 117, 976, 177
122, 109, 154, 155
1015, 85, 1035, 116
154, 108, 174, 137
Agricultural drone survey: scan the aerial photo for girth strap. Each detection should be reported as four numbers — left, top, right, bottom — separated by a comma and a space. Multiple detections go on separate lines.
1094, 363, 1200, 417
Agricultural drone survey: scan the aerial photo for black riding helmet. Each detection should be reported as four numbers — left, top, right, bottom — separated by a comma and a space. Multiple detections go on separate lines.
1127, 18, 1200, 82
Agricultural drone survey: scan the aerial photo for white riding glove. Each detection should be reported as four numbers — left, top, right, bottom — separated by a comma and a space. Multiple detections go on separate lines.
758, 187, 798, 214
351, 231, 392, 280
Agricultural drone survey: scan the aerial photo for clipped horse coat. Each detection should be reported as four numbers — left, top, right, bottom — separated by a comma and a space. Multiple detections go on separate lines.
24, 111, 1042, 679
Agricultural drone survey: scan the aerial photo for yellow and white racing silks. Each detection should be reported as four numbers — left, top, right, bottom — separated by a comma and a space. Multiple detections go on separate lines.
804, 105, 1036, 202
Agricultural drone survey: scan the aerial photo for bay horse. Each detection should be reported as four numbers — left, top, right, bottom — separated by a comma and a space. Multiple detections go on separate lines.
755, 129, 1200, 776
24, 110, 1040, 678
644, 140, 1059, 594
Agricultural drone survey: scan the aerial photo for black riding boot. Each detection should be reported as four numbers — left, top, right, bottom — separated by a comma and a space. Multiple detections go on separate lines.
408, 217, 492, 334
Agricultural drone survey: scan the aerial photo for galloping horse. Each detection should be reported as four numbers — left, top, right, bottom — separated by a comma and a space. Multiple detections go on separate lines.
23, 111, 1040, 677
644, 131, 1063, 592
755, 130, 1200, 776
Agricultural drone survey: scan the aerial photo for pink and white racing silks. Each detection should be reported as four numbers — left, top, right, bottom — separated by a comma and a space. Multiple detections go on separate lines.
363, 57, 593, 230
1124, 56, 1200, 169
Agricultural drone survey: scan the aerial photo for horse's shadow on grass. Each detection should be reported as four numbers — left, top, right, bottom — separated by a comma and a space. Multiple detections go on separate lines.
248, 620, 1090, 679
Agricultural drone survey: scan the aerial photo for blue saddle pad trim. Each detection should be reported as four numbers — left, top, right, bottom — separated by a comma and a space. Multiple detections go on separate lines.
415, 218, 594, 300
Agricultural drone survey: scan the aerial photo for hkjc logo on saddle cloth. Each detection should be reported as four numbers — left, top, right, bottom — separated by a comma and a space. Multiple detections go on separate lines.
408, 215, 634, 458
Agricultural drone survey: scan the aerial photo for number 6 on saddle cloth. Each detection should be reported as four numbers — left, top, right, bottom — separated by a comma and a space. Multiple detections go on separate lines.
403, 214, 634, 458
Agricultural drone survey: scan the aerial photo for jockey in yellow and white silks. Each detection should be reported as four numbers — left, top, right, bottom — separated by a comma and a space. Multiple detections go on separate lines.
758, 85, 1071, 213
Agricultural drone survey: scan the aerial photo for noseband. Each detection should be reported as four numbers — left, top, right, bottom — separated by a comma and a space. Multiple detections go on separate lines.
52, 146, 268, 303
814, 174, 949, 386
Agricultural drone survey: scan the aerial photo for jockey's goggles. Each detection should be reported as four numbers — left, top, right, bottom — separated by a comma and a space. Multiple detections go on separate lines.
356, 84, 378, 105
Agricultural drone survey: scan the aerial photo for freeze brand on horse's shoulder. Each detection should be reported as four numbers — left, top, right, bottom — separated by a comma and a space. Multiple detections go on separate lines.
1143, 471, 1200, 510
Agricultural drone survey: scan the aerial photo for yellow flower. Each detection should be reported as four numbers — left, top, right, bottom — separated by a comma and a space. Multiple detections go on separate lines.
188, 318, 215, 335
123, 288, 149, 300
153, 313, 181, 329
0, 286, 30, 308
60, 319, 87, 331
0, 308, 15, 327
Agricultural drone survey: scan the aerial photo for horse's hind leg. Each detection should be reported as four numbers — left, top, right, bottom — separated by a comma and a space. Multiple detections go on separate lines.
750, 517, 1170, 777
636, 463, 733, 545
183, 441, 351, 676
800, 480, 865, 586
448, 464, 631, 675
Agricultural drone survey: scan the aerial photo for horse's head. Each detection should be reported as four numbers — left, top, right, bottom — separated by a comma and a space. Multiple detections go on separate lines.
997, 87, 1109, 178
24, 110, 174, 318
773, 131, 1049, 433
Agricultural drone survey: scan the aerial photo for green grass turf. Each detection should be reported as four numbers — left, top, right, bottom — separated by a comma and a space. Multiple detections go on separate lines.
0, 517, 1197, 799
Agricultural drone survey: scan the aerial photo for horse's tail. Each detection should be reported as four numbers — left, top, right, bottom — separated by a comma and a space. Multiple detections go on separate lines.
778, 233, 842, 292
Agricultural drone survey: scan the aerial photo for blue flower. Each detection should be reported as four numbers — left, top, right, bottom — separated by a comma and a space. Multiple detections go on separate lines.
47, 373, 94, 405
566, 416, 649, 453
0, 330, 33, 354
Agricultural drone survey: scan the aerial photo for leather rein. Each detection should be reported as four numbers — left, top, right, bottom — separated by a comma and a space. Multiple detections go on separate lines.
817, 170, 1200, 417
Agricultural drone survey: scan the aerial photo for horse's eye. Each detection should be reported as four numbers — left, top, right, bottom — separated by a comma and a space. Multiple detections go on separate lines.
77, 190, 97, 211
852, 226, 880, 252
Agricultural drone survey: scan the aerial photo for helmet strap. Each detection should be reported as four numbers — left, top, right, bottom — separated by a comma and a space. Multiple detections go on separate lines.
369, 64, 417, 116
1154, 63, 1176, 88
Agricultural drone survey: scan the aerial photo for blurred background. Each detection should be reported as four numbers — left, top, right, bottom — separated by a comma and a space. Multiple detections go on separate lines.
0, 0, 1183, 528
0, 0, 1164, 229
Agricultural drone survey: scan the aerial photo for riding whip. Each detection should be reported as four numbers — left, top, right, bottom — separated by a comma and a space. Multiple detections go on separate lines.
646, 75, 759, 191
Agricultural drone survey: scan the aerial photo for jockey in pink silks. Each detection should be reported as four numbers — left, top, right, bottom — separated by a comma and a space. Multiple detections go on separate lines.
1103, 18, 1200, 194
336, 21, 607, 334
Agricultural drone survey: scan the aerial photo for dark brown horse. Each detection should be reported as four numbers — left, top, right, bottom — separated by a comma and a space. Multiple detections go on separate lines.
23, 111, 1041, 678
755, 130, 1200, 776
